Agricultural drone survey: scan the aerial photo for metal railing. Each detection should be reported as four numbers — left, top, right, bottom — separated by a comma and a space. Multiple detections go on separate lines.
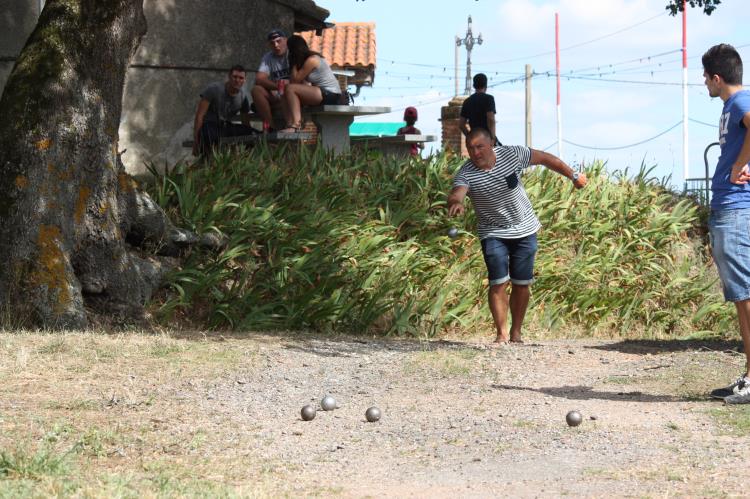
683, 142, 719, 206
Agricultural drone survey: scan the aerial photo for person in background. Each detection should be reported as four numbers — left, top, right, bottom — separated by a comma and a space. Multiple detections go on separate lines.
459, 73, 499, 145
702, 43, 750, 405
251, 29, 290, 132
447, 129, 587, 346
192, 65, 253, 156
279, 34, 342, 133
397, 106, 424, 156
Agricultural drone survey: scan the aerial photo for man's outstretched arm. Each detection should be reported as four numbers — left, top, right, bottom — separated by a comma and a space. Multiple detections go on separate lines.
529, 149, 587, 189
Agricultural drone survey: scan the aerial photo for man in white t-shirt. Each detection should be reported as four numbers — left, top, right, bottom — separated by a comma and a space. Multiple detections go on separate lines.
448, 129, 587, 345
251, 29, 291, 131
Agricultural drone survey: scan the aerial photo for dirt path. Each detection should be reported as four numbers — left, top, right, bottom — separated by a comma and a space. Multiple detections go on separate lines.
2, 332, 749, 497
167, 334, 747, 497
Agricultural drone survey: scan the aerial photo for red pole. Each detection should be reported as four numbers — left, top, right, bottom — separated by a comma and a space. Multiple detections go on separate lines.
682, 0, 689, 183
556, 13, 560, 106
682, 0, 687, 69
556, 12, 562, 159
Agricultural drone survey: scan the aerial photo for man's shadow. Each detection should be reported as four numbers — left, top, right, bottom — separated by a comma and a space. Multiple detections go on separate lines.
491, 383, 684, 403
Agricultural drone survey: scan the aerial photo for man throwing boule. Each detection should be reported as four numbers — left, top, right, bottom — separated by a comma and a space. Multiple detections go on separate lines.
448, 129, 587, 345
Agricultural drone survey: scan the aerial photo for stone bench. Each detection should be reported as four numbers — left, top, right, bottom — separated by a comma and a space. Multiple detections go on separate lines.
352, 134, 437, 157
182, 130, 312, 148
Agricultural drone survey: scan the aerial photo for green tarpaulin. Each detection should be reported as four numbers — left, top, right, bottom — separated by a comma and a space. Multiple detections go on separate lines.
349, 122, 404, 136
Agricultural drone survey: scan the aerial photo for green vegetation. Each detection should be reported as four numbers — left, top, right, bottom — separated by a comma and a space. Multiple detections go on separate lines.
146, 145, 732, 337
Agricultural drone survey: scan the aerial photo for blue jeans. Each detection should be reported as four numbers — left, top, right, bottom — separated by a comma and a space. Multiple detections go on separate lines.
480, 233, 538, 286
709, 208, 750, 302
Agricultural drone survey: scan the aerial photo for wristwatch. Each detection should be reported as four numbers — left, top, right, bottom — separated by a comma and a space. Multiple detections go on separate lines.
571, 172, 580, 183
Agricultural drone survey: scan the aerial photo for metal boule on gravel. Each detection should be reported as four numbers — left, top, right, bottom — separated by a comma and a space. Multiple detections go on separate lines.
565, 410, 583, 427
365, 406, 381, 422
301, 404, 316, 421
447, 227, 459, 239
321, 395, 337, 411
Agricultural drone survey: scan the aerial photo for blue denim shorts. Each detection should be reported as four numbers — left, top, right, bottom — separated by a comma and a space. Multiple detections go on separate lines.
480, 233, 538, 286
709, 208, 750, 302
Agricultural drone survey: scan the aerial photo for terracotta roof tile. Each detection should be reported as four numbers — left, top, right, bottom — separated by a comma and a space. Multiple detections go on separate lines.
299, 22, 376, 70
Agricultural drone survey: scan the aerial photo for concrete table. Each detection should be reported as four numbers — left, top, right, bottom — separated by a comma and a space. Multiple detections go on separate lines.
307, 105, 391, 154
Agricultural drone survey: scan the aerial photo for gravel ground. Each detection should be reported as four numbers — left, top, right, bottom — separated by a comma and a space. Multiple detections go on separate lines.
148, 333, 748, 498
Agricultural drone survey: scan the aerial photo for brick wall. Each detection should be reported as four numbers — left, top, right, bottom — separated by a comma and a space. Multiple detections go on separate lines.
441, 96, 467, 157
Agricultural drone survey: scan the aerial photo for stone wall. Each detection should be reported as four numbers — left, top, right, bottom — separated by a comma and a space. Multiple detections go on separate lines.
1, 0, 328, 175
120, 0, 298, 174
0, 0, 42, 94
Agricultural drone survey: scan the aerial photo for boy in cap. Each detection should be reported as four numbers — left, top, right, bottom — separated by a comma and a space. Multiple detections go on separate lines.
397, 106, 424, 156
251, 29, 291, 131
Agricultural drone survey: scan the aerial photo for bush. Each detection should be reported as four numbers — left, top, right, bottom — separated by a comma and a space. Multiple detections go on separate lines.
146, 145, 732, 338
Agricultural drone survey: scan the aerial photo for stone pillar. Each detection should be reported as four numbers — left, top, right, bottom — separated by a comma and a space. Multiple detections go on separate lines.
441, 96, 467, 157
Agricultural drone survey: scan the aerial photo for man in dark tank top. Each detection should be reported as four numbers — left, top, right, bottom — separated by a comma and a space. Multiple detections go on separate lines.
460, 73, 499, 145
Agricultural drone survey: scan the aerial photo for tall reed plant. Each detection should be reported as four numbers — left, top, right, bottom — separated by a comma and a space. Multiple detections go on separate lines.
146, 145, 732, 338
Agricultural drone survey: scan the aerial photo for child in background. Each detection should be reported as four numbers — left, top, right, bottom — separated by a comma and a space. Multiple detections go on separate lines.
397, 106, 424, 156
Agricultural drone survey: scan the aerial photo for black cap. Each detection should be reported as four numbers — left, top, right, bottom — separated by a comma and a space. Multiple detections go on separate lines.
267, 29, 287, 41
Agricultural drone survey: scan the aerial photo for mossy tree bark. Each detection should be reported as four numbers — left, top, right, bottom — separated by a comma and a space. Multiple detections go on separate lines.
0, 0, 174, 328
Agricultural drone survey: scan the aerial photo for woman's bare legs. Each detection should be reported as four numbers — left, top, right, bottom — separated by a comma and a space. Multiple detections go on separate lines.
281, 84, 323, 131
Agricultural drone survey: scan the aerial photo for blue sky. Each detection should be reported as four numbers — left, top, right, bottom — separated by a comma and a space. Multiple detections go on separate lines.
323, 0, 749, 187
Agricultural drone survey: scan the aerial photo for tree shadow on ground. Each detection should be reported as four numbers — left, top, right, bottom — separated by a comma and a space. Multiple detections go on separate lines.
585, 339, 743, 355
166, 328, 489, 358
491, 383, 681, 403
282, 336, 491, 359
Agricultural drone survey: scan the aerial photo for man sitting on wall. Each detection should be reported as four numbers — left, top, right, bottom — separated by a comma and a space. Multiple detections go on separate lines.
192, 64, 256, 156
250, 28, 291, 131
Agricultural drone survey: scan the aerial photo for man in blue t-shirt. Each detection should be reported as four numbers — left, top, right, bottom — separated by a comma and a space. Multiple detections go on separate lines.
703, 44, 750, 404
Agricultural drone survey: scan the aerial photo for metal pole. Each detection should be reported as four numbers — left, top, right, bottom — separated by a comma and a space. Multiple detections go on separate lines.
456, 16, 482, 96
455, 37, 460, 97
465, 16, 473, 95
682, 0, 689, 183
556, 13, 562, 160
525, 64, 532, 148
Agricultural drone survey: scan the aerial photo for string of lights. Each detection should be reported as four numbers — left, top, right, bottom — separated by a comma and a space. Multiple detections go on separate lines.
563, 121, 683, 151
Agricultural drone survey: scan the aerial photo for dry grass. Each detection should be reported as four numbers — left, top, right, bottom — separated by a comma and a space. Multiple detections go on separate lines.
0, 329, 289, 498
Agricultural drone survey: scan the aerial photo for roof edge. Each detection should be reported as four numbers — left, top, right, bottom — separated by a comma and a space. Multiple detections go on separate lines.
271, 0, 330, 29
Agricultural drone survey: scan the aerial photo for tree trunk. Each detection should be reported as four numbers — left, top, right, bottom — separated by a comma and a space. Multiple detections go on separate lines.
0, 0, 169, 328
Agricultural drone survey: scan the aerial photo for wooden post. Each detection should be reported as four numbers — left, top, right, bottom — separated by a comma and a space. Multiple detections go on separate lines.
525, 64, 532, 148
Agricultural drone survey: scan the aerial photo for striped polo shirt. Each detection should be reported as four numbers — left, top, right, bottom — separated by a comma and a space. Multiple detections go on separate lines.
453, 145, 541, 240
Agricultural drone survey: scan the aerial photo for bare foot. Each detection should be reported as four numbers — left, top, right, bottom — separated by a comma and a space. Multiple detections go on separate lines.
491, 335, 509, 347
510, 337, 524, 344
